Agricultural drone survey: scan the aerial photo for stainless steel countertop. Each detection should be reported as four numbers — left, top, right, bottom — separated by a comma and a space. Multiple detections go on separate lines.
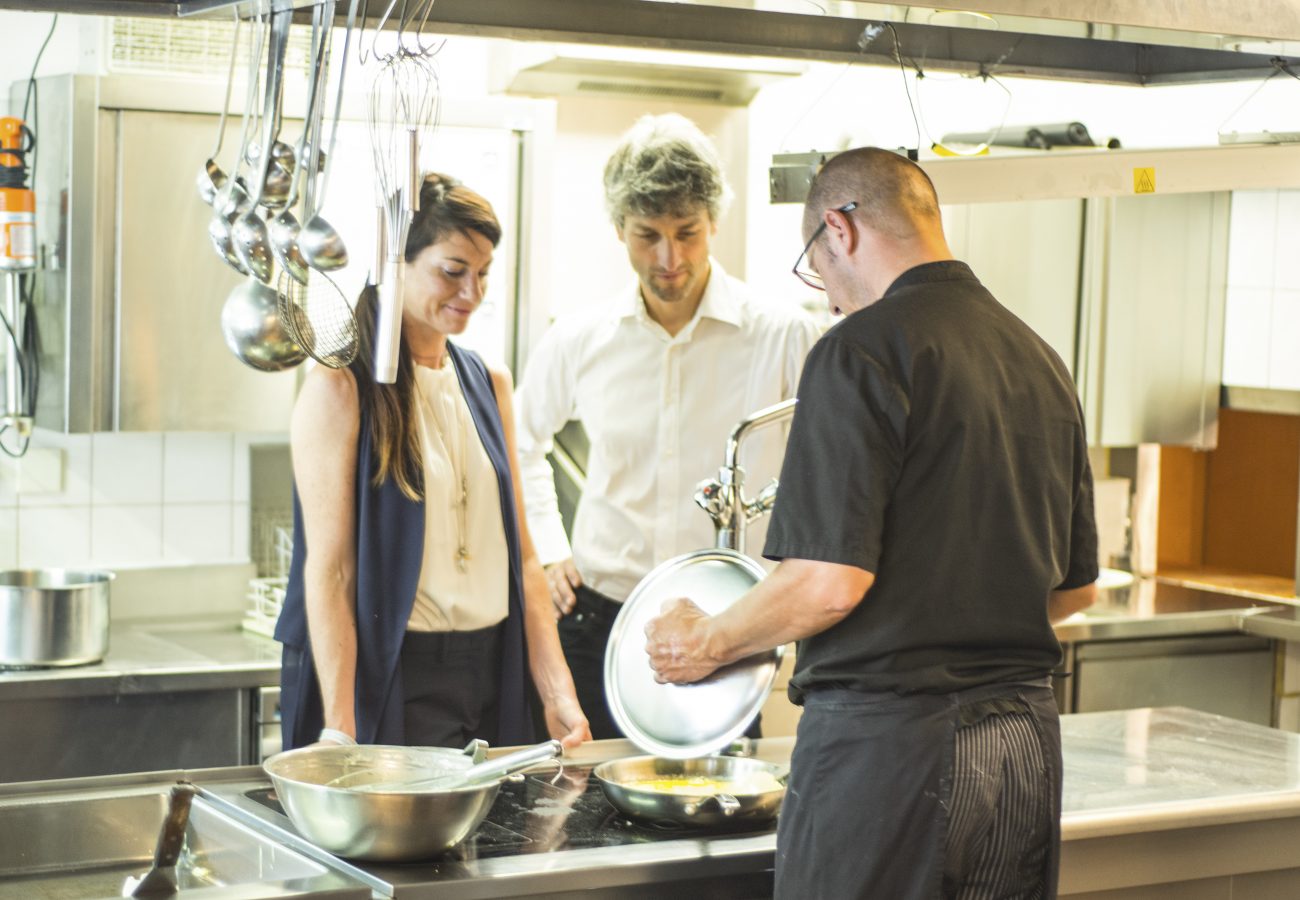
3, 573, 1297, 704
1053, 576, 1295, 643
0, 618, 280, 700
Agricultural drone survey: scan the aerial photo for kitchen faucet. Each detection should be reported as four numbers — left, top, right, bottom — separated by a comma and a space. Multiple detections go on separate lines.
694, 398, 797, 554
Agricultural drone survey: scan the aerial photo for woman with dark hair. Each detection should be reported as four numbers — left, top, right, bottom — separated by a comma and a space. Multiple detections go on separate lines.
275, 173, 591, 751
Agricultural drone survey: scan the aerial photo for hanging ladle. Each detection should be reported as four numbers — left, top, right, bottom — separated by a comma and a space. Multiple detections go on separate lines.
232, 7, 291, 284
208, 9, 265, 276
270, 0, 330, 285
299, 0, 354, 273
196, 11, 241, 207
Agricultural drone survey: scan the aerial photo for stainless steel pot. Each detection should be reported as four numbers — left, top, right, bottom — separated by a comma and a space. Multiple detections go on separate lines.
593, 755, 787, 828
264, 742, 503, 861
0, 569, 113, 668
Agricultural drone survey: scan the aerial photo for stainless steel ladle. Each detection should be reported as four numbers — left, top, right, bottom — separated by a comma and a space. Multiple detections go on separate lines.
208, 11, 264, 275
232, 8, 291, 284
300, 0, 354, 272
270, 2, 331, 285
196, 11, 241, 207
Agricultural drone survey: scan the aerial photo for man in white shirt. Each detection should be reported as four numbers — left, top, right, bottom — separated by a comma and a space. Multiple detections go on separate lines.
514, 114, 819, 738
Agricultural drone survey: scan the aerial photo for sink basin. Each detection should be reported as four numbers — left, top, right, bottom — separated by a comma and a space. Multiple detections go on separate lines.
0, 784, 365, 898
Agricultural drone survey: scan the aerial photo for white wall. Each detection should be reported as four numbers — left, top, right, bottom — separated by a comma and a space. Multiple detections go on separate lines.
546, 96, 749, 322
0, 11, 101, 115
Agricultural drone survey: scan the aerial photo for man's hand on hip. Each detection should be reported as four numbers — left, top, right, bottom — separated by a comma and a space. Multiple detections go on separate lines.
546, 558, 583, 618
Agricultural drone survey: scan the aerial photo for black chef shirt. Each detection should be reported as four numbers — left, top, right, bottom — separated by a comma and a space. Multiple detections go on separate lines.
764, 260, 1098, 701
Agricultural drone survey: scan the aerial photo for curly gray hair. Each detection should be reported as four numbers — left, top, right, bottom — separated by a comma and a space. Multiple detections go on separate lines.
603, 114, 732, 228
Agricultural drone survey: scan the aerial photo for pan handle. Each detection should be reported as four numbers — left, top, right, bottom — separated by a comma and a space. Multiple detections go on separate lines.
683, 792, 741, 817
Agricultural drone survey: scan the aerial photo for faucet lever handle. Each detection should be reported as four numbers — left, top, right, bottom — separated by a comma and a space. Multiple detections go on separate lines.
745, 478, 779, 521
694, 477, 727, 518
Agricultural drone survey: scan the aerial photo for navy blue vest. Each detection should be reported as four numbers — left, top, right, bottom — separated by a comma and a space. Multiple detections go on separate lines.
275, 343, 534, 748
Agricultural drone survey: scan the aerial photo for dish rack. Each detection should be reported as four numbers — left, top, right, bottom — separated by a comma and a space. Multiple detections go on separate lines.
243, 576, 287, 638
243, 522, 293, 638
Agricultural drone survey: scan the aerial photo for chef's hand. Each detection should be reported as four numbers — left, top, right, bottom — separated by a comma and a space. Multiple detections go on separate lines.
545, 558, 582, 618
645, 597, 722, 684
544, 693, 592, 750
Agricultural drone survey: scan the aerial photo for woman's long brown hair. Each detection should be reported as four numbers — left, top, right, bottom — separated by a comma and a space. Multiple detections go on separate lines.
351, 173, 503, 500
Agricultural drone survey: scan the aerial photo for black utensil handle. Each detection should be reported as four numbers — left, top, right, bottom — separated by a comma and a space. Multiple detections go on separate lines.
154, 784, 196, 867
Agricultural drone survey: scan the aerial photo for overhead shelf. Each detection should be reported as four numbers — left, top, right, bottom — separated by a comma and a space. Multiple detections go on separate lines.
1, 0, 1298, 86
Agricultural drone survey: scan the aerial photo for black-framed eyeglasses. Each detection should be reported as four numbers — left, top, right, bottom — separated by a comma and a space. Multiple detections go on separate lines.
792, 201, 858, 290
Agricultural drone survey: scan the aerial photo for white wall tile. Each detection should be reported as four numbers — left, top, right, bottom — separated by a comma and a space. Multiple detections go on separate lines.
1221, 285, 1272, 387
1275, 191, 1300, 290
16, 431, 93, 508
0, 507, 16, 568
1268, 290, 1300, 390
231, 502, 252, 564
91, 433, 163, 506
90, 504, 163, 566
0, 457, 15, 507
163, 433, 235, 503
18, 506, 92, 569
162, 503, 233, 562
1227, 190, 1278, 289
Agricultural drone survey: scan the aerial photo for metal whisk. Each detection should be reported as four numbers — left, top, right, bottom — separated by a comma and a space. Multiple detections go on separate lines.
367, 50, 440, 383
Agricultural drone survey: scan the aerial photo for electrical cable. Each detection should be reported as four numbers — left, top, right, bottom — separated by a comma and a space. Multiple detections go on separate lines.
884, 23, 921, 154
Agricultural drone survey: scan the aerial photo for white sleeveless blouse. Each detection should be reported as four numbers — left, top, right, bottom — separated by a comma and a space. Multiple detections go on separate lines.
406, 359, 509, 632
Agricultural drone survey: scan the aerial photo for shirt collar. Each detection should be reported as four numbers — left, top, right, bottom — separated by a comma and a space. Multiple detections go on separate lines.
883, 259, 978, 297
619, 258, 744, 331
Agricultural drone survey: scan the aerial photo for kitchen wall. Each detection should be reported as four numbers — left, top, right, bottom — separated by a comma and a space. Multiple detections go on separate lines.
0, 431, 282, 571
5, 10, 1300, 582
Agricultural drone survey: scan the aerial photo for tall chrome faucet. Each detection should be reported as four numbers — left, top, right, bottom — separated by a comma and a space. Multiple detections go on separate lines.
694, 398, 798, 554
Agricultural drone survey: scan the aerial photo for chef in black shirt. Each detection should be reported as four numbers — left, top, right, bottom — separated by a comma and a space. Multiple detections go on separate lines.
645, 147, 1099, 900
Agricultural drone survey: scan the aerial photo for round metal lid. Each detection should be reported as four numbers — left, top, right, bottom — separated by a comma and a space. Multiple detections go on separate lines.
604, 549, 782, 758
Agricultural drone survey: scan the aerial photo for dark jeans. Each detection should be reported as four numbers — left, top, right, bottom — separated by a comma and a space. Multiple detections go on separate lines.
558, 584, 763, 742
775, 679, 1061, 900
399, 624, 503, 748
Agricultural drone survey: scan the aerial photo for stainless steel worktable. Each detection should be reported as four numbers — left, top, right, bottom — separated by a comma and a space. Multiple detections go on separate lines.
4, 707, 1298, 898
193, 708, 1300, 898
0, 617, 280, 700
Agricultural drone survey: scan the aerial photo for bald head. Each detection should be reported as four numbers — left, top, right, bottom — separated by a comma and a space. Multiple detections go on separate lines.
804, 148, 942, 242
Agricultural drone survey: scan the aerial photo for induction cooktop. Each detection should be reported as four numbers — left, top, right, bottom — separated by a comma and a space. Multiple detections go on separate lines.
240, 763, 775, 862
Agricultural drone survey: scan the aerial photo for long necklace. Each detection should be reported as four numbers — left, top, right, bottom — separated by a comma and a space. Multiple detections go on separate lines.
417, 365, 471, 573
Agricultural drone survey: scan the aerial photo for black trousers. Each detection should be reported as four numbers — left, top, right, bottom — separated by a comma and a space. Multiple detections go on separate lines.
775, 679, 1061, 900
558, 584, 763, 742
399, 624, 503, 748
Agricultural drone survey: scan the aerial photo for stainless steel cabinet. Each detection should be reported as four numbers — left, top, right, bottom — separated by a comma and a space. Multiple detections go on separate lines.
1077, 192, 1229, 449
1063, 634, 1275, 725
17, 75, 540, 433
0, 688, 251, 781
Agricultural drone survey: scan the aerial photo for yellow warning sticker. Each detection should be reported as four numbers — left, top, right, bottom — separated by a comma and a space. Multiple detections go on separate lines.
1133, 167, 1156, 194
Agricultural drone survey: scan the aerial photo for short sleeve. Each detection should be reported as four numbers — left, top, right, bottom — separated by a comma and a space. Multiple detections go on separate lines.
1057, 430, 1099, 590
762, 333, 908, 572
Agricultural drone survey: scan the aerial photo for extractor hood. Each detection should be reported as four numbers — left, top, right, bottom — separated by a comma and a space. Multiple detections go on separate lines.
2, 0, 1298, 86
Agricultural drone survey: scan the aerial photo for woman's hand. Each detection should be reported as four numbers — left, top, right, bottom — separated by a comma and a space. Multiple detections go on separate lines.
543, 693, 592, 750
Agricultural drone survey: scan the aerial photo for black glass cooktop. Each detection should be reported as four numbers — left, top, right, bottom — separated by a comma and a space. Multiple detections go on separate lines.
248, 764, 776, 863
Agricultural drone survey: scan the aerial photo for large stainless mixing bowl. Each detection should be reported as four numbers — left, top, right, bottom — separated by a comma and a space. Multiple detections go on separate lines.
0, 569, 113, 668
263, 743, 499, 861
593, 755, 787, 828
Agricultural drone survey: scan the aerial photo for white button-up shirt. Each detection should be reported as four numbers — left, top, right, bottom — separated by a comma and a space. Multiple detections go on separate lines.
515, 260, 820, 602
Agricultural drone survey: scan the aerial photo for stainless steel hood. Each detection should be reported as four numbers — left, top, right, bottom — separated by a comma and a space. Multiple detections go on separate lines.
3, 0, 1299, 85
